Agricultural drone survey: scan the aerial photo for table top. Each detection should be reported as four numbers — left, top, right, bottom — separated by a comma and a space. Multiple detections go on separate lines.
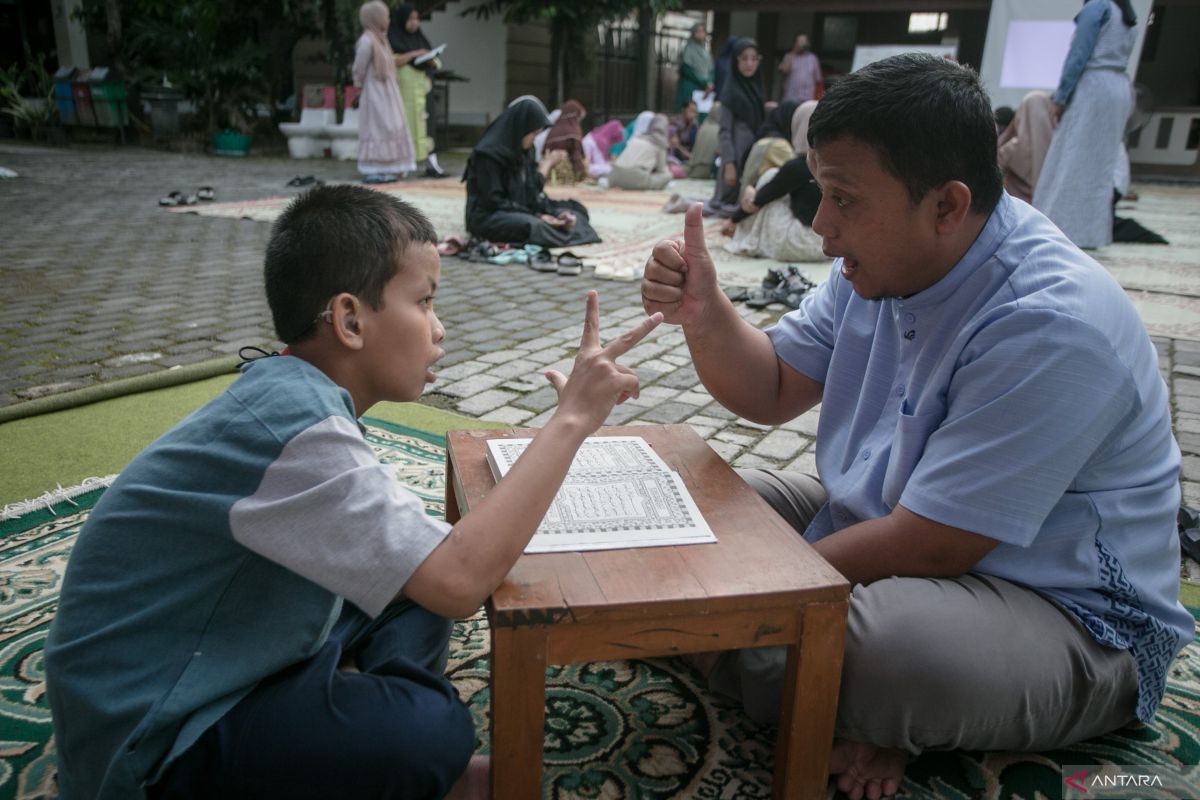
447, 424, 848, 628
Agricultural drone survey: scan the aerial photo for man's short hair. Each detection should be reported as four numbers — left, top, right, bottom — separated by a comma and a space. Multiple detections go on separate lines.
808, 53, 1003, 215
264, 184, 438, 343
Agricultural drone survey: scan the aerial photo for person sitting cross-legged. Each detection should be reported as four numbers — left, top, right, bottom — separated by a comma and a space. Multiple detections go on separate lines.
640, 53, 1192, 800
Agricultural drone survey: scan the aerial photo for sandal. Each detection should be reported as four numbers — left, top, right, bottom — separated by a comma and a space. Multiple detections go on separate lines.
197, 186, 216, 201
158, 191, 187, 207
287, 175, 319, 187
529, 250, 557, 272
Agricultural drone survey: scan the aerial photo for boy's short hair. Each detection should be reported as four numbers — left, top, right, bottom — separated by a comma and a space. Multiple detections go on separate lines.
265, 185, 438, 343
807, 53, 1003, 215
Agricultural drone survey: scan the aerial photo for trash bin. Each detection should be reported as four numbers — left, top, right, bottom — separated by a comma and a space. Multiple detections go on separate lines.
54, 66, 77, 125
72, 69, 96, 127
89, 70, 128, 128
142, 85, 182, 139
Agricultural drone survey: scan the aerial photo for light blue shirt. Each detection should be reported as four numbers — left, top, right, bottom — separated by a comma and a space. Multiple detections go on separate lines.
768, 193, 1192, 722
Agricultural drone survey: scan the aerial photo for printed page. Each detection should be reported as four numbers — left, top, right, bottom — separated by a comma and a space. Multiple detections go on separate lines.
484, 435, 716, 552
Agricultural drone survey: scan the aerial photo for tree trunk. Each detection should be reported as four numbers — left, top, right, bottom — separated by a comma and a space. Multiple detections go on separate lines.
105, 0, 123, 72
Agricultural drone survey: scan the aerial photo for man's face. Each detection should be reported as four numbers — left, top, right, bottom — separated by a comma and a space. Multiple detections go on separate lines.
808, 137, 942, 300
359, 242, 445, 404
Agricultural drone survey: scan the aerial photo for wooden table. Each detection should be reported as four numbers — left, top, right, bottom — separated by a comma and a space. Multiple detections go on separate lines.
445, 424, 850, 799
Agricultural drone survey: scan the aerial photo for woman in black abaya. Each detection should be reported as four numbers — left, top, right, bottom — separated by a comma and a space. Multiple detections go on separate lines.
463, 96, 601, 248
705, 38, 767, 218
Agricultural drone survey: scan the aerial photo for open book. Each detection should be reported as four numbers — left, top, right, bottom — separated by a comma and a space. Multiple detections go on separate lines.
486, 435, 717, 553
413, 44, 446, 66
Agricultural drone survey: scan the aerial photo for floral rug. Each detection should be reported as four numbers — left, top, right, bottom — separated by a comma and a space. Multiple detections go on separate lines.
5, 419, 1197, 799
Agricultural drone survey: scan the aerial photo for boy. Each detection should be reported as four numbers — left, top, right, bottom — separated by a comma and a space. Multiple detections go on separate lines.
45, 184, 662, 799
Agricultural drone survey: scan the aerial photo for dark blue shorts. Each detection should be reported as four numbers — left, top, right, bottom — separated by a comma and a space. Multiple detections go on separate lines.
149, 601, 474, 800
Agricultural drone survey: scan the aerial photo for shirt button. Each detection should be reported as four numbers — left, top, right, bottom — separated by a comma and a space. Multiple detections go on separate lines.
905, 313, 916, 323
861, 448, 871, 460
896, 385, 905, 397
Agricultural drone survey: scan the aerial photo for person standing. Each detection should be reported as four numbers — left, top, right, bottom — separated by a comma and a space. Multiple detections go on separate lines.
676, 23, 715, 115
1032, 0, 1138, 248
388, 3, 448, 177
778, 33, 823, 103
353, 1, 415, 183
706, 38, 766, 217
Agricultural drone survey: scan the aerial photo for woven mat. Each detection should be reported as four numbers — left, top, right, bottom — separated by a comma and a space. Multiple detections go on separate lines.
3, 419, 1199, 798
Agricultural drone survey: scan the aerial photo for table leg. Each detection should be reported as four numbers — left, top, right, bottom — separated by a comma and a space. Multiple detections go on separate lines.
444, 454, 460, 524
490, 625, 548, 799
773, 600, 848, 800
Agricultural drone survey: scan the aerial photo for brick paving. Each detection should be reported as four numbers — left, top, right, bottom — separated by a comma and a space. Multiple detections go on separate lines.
2, 140, 1199, 567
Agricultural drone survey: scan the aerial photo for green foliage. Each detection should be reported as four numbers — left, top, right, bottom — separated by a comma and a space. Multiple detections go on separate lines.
73, 0, 334, 134
0, 45, 57, 131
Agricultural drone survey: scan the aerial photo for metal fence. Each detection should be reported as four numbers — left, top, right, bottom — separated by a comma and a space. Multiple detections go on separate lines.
594, 17, 698, 123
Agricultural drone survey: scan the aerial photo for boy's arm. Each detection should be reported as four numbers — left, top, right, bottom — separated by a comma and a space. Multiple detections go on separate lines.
402, 292, 663, 619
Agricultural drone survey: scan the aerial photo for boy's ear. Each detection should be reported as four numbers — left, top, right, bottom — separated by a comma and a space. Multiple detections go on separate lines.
330, 293, 366, 350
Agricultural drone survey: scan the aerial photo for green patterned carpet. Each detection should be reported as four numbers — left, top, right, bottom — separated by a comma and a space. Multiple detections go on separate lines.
2, 419, 1198, 799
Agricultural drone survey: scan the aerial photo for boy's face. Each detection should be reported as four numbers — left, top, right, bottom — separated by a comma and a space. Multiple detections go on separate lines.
808, 136, 942, 300
359, 242, 445, 404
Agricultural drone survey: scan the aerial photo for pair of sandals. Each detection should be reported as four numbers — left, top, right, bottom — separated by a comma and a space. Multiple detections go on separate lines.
728, 266, 817, 310
159, 187, 215, 207
530, 250, 585, 276
287, 175, 322, 187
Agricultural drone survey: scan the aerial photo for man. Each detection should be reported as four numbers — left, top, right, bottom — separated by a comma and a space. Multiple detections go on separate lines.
778, 33, 822, 103
642, 53, 1192, 800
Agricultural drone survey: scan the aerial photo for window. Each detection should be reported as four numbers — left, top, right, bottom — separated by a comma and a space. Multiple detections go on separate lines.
908, 13, 949, 34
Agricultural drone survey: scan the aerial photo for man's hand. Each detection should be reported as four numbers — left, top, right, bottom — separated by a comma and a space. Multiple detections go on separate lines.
641, 202, 720, 326
545, 291, 663, 432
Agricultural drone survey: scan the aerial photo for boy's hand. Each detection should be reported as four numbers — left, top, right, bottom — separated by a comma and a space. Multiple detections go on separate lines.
641, 202, 720, 326
545, 290, 663, 432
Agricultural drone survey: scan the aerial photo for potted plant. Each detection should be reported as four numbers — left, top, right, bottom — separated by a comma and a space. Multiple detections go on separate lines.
0, 46, 59, 141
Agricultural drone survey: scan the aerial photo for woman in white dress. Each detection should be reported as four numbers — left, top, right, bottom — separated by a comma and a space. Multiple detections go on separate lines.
353, 1, 416, 183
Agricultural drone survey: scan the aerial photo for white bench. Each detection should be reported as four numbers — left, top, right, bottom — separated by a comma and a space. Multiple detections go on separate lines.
326, 107, 359, 161
279, 107, 337, 159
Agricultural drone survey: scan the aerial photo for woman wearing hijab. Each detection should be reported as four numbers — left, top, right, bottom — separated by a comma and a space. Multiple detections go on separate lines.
676, 23, 715, 113
387, 3, 446, 177
543, 99, 589, 183
1033, 0, 1138, 248
704, 38, 766, 218
582, 120, 625, 178
464, 96, 601, 249
739, 99, 799, 194
998, 91, 1055, 204
608, 110, 655, 159
353, 1, 415, 183
722, 100, 822, 262
609, 114, 673, 191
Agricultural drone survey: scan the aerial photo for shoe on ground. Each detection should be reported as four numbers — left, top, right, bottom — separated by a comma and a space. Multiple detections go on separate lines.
424, 165, 450, 179
556, 261, 583, 276
197, 186, 215, 201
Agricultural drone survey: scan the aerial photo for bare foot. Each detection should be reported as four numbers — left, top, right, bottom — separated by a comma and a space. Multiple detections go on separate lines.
445, 755, 490, 800
828, 739, 907, 800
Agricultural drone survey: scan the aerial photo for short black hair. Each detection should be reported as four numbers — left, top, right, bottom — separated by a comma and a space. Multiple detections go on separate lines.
808, 53, 1003, 215
994, 105, 1015, 131
264, 185, 438, 343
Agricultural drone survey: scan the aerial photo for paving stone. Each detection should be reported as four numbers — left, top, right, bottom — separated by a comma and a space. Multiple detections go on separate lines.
752, 430, 806, 461
512, 386, 559, 412
437, 373, 505, 399
456, 389, 520, 416
637, 402, 699, 424
714, 430, 755, 446
780, 408, 821, 436
708, 439, 743, 462
732, 453, 781, 469
478, 349, 525, 365
784, 450, 819, 475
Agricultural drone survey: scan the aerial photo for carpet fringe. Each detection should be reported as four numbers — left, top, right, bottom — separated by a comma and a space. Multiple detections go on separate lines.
0, 475, 117, 521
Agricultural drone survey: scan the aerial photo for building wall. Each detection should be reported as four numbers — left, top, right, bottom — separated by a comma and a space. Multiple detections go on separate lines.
421, 0, 508, 127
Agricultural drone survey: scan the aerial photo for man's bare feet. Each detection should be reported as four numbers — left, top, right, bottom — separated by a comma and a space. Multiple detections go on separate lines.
445, 755, 490, 800
828, 739, 907, 800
